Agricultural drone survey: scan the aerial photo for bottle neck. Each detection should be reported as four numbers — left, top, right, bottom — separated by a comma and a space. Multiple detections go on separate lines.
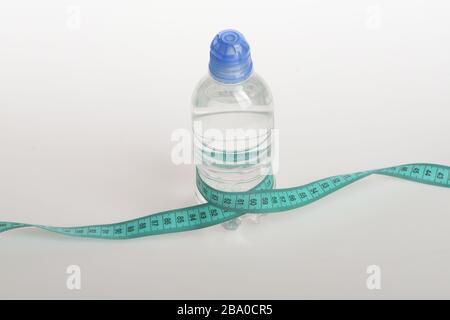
208, 70, 254, 86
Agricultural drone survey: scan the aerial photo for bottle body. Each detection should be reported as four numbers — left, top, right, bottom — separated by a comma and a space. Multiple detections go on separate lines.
192, 72, 274, 226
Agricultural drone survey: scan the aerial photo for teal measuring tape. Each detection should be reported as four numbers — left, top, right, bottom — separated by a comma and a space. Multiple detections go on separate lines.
0, 163, 449, 239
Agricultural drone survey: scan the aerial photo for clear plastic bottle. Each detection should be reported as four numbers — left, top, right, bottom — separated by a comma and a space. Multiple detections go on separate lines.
191, 29, 274, 229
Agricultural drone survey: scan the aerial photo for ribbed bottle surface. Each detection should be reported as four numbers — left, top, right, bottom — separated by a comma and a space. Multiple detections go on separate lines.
192, 73, 274, 194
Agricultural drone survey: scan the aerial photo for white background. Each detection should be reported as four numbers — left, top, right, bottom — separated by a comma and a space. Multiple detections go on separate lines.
0, 0, 449, 299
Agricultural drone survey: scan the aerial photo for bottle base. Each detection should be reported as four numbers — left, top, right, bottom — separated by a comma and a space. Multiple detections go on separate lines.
194, 176, 276, 231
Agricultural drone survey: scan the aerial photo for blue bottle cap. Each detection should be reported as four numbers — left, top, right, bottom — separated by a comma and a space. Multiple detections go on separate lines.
209, 29, 253, 84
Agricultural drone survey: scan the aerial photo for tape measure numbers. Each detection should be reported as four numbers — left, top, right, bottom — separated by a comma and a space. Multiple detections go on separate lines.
0, 163, 449, 239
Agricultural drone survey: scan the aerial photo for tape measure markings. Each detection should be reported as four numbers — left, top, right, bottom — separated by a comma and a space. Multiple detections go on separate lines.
0, 163, 448, 239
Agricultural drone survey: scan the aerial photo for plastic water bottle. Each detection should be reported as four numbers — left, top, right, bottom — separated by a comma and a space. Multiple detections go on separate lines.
192, 29, 274, 229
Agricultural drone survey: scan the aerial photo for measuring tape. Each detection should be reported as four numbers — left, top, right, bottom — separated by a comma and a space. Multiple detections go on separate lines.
0, 163, 449, 239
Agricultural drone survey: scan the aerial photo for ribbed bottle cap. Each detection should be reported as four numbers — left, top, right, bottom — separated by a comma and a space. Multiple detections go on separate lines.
209, 29, 253, 84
